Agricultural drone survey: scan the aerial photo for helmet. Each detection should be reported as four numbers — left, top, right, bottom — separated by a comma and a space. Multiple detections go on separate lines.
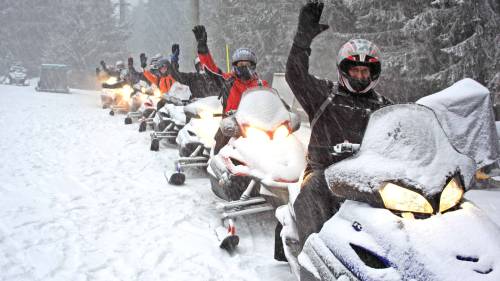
115, 60, 125, 70
150, 53, 162, 67
119, 68, 129, 80
231, 48, 257, 66
336, 39, 381, 94
156, 58, 171, 74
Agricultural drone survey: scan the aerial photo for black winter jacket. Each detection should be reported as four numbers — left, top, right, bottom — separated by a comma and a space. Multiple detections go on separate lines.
170, 67, 224, 100
286, 44, 392, 170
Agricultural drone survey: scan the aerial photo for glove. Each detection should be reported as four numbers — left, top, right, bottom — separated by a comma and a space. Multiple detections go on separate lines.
294, 1, 330, 49
171, 44, 180, 64
172, 44, 180, 57
192, 25, 209, 54
140, 53, 147, 68
100, 60, 106, 69
128, 57, 134, 68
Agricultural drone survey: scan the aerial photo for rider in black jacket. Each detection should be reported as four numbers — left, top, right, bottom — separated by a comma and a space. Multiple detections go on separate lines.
285, 1, 393, 253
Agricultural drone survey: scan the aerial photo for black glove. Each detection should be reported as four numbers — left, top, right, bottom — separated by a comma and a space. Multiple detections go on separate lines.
192, 25, 209, 54
294, 1, 330, 49
171, 44, 180, 65
172, 44, 180, 57
100, 60, 106, 69
139, 53, 147, 68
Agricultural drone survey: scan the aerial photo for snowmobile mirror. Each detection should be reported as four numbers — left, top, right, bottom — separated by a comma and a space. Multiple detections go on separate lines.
290, 112, 301, 132
221, 116, 241, 137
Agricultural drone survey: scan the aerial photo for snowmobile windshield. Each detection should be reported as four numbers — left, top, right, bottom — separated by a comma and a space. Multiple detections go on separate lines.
325, 104, 476, 201
184, 96, 222, 119
167, 82, 192, 101
417, 78, 499, 169
235, 87, 291, 132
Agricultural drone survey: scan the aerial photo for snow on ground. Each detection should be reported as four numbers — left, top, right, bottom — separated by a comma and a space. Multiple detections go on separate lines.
0, 84, 292, 281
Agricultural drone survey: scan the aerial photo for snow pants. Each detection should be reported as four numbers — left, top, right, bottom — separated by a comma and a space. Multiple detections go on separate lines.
293, 168, 341, 251
213, 128, 231, 155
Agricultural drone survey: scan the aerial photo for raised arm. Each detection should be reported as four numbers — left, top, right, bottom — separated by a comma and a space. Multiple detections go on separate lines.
192, 25, 230, 79
286, 1, 331, 117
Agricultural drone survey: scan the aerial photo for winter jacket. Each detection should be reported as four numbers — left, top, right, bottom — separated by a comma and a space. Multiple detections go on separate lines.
286, 44, 392, 171
198, 52, 269, 113
143, 70, 176, 94
169, 66, 224, 99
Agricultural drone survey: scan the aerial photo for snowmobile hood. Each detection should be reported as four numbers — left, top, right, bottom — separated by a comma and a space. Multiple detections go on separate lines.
300, 200, 500, 281
235, 87, 291, 132
417, 78, 499, 169
221, 134, 306, 185
326, 104, 475, 198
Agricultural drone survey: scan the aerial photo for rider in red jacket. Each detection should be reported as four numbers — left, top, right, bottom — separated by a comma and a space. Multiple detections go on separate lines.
192, 25, 269, 114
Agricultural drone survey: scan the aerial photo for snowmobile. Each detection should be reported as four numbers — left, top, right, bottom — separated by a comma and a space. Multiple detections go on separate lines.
165, 96, 223, 185
101, 78, 147, 116
100, 76, 121, 109
124, 82, 161, 127
207, 87, 306, 251
281, 79, 500, 281
6, 65, 29, 86
149, 82, 192, 151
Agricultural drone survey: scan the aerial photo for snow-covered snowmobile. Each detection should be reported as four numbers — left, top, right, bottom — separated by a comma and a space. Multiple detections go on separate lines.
6, 65, 29, 86
100, 77, 123, 110
285, 79, 500, 281
149, 82, 192, 151
124, 82, 161, 126
165, 95, 223, 185
207, 87, 306, 251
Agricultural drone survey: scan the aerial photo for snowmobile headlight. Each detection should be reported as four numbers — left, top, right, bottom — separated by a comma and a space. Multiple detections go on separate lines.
379, 183, 433, 214
105, 77, 117, 84
273, 125, 290, 141
154, 88, 161, 98
439, 178, 464, 213
245, 126, 271, 142
122, 85, 133, 97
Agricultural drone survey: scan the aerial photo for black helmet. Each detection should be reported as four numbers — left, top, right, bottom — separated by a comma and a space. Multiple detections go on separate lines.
337, 39, 382, 93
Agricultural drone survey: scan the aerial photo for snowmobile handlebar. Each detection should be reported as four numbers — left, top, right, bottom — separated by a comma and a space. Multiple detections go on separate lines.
330, 142, 360, 156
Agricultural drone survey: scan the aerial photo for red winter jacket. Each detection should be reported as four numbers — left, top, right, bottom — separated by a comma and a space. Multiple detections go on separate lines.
198, 52, 269, 113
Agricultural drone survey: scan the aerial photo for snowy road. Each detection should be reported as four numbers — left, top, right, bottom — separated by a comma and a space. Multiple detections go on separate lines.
0, 84, 292, 281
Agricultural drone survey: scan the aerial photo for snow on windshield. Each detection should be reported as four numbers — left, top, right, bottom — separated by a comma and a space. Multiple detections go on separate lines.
235, 87, 291, 131
326, 104, 476, 196
417, 78, 499, 169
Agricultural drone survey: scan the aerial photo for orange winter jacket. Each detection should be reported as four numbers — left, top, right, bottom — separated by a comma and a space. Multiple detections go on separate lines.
144, 70, 176, 94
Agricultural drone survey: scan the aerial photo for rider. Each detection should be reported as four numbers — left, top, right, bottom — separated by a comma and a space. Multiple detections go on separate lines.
192, 25, 269, 113
284, 1, 393, 257
101, 57, 144, 89
192, 25, 269, 153
140, 44, 223, 109
97, 60, 123, 79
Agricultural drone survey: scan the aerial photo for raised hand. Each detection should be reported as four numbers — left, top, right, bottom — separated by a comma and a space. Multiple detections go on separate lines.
139, 53, 148, 68
295, 0, 329, 48
192, 25, 209, 54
